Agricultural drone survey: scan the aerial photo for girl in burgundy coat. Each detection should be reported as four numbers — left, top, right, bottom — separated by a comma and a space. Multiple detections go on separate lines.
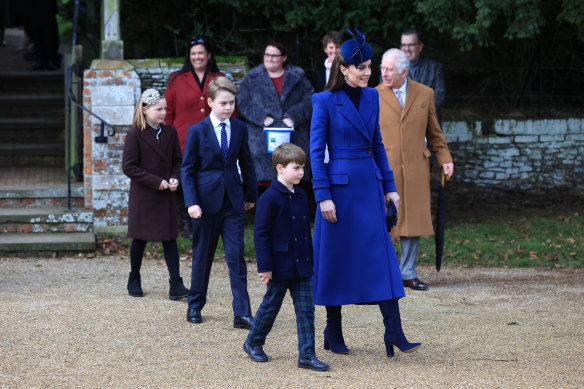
122, 89, 189, 300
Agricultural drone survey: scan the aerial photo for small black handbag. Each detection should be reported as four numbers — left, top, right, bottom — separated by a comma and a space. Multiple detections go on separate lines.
386, 201, 398, 233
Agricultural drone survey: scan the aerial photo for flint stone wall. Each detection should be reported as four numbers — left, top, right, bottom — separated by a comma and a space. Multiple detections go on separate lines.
442, 118, 584, 207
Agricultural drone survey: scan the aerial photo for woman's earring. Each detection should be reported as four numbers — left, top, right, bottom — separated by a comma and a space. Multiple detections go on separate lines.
343, 73, 347, 81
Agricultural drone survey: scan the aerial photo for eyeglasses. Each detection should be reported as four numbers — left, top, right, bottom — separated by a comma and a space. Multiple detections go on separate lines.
400, 43, 419, 49
190, 38, 205, 46
264, 53, 283, 59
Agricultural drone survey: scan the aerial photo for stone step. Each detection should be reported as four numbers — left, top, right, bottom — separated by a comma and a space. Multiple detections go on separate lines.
0, 93, 65, 117
0, 207, 93, 233
0, 71, 64, 94
0, 232, 96, 254
0, 143, 65, 166
0, 184, 84, 208
0, 117, 64, 143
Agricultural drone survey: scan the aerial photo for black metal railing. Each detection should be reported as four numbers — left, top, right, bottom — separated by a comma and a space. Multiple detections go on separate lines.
64, 0, 116, 209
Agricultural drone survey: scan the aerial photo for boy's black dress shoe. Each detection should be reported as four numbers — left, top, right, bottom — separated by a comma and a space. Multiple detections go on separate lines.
187, 308, 202, 323
234, 315, 253, 329
243, 340, 268, 362
298, 355, 330, 371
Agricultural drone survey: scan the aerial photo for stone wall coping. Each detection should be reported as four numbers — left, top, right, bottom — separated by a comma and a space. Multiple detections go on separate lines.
89, 60, 135, 71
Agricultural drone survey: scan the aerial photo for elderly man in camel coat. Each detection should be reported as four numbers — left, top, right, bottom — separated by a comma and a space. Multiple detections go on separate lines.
376, 48, 454, 291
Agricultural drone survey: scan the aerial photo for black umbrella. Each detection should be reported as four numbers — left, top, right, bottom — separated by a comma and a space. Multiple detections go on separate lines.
435, 171, 447, 272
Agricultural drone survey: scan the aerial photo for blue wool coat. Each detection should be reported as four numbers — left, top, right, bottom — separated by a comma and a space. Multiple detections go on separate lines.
254, 178, 313, 280
310, 88, 406, 305
236, 64, 314, 181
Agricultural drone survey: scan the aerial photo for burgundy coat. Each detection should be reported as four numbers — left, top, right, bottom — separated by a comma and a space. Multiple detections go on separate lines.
165, 70, 224, 153
122, 125, 182, 241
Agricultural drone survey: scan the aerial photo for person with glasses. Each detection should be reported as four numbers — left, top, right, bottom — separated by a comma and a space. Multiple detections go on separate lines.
237, 41, 314, 187
165, 38, 225, 240
310, 29, 421, 358
376, 48, 454, 292
400, 29, 446, 123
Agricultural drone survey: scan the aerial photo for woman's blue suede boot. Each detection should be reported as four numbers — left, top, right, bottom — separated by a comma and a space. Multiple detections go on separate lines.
323, 305, 350, 354
379, 299, 421, 357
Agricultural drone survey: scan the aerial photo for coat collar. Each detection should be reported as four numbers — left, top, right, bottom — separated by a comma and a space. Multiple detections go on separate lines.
335, 88, 373, 140
270, 177, 302, 196
403, 77, 419, 118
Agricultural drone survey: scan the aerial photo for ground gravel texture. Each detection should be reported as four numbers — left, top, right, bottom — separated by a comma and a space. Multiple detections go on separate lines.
1, 257, 583, 388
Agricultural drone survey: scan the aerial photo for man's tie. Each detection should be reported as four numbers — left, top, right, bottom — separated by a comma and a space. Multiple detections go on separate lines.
220, 122, 228, 162
396, 90, 404, 108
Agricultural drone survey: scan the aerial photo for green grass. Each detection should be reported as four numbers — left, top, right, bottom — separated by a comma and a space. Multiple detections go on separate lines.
413, 214, 584, 268
99, 213, 584, 268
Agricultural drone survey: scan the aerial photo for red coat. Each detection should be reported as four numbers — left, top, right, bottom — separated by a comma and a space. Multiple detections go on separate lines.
122, 125, 182, 242
165, 70, 224, 153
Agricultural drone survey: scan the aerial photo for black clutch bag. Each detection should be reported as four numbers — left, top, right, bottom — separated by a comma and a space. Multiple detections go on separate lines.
386, 201, 398, 233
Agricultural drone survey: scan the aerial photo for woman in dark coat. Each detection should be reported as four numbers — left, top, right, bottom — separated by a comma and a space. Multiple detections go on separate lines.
310, 29, 420, 357
236, 41, 314, 183
165, 38, 224, 239
122, 89, 189, 300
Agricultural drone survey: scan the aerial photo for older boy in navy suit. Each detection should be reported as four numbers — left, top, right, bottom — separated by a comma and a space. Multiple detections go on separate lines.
243, 143, 329, 371
181, 77, 258, 328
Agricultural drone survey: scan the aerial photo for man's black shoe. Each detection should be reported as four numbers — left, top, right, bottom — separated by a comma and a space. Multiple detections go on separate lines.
243, 340, 268, 362
234, 315, 253, 329
298, 355, 330, 371
186, 308, 202, 323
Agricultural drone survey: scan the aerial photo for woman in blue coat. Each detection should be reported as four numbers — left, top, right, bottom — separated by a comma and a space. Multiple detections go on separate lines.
310, 29, 421, 357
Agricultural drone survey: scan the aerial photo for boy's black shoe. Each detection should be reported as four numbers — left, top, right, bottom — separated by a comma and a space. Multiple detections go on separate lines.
234, 315, 253, 329
298, 355, 330, 371
187, 308, 202, 323
243, 340, 268, 362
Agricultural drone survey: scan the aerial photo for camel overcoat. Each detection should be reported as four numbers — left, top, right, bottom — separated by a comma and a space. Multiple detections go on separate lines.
122, 125, 182, 242
376, 79, 452, 237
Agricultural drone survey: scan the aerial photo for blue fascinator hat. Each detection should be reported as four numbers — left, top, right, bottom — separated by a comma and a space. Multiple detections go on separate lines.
340, 28, 373, 66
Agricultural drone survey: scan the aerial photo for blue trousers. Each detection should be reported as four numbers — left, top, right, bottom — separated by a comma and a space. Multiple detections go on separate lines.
247, 278, 315, 358
188, 196, 251, 316
400, 236, 420, 280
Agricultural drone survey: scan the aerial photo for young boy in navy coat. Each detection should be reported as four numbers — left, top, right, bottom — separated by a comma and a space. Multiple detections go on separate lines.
243, 143, 329, 371
181, 77, 258, 328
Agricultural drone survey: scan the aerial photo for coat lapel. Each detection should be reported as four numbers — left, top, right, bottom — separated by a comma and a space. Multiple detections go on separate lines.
227, 120, 241, 163
379, 85, 402, 117
141, 128, 168, 162
336, 91, 369, 140
402, 78, 419, 119
204, 118, 222, 161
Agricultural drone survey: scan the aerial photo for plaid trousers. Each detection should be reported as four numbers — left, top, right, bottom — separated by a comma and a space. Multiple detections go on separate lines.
247, 277, 315, 358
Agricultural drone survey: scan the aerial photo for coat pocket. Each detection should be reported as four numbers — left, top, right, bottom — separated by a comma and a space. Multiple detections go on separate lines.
198, 175, 212, 185
329, 174, 349, 185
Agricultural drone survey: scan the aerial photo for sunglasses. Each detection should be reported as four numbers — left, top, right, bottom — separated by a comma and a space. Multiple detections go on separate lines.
189, 38, 205, 46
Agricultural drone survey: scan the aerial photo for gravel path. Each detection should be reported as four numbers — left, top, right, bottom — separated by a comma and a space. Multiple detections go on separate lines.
1, 257, 583, 388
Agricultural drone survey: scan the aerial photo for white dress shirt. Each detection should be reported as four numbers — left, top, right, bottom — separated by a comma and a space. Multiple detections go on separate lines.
210, 112, 231, 147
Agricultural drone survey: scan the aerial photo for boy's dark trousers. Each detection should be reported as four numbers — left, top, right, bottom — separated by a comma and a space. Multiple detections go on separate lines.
188, 194, 251, 316
247, 278, 315, 358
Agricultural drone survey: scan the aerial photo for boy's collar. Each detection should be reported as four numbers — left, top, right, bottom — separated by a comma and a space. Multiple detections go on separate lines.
270, 177, 298, 194
209, 112, 230, 128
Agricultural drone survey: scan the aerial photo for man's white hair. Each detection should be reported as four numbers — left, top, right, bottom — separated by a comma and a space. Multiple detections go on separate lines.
382, 48, 410, 74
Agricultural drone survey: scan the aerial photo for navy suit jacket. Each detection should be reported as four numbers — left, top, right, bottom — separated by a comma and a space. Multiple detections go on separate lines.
181, 116, 258, 215
254, 178, 313, 280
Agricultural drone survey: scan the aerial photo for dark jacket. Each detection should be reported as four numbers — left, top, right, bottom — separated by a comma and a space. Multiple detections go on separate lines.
409, 55, 446, 122
311, 65, 327, 93
181, 116, 258, 215
236, 64, 314, 181
254, 178, 313, 280
122, 125, 182, 242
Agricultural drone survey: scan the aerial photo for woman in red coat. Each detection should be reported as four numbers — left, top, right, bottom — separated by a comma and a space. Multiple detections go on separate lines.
165, 38, 224, 239
122, 89, 189, 300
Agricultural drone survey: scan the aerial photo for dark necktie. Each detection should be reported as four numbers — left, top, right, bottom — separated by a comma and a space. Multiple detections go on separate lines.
220, 122, 228, 162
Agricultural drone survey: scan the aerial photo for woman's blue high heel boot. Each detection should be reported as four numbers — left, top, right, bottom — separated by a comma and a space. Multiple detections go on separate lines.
379, 300, 421, 357
323, 305, 350, 354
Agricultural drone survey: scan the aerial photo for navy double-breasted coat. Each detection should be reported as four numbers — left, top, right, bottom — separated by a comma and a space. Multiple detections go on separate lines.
310, 88, 405, 306
253, 178, 313, 280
